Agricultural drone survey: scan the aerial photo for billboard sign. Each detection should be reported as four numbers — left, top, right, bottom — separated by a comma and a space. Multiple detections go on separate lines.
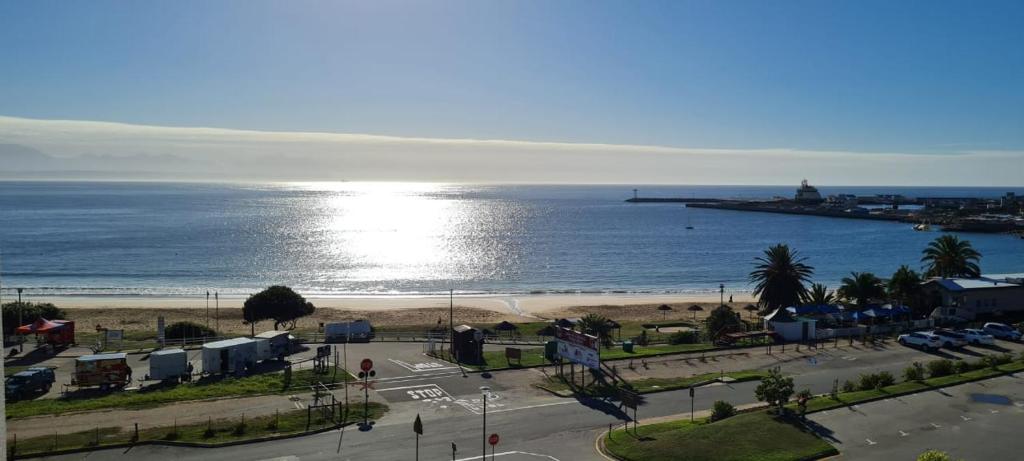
555, 327, 600, 369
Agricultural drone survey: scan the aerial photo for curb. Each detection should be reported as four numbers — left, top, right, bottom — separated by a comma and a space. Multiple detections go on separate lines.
9, 420, 354, 460
803, 365, 1024, 415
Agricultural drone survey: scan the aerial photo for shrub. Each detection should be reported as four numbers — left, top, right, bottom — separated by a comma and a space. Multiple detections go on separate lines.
927, 359, 955, 378
668, 330, 698, 345
903, 362, 926, 381
165, 321, 217, 340
917, 449, 953, 461
710, 400, 736, 421
876, 371, 895, 388
954, 360, 972, 375
980, 353, 1013, 370
2, 302, 66, 335
858, 373, 880, 391
841, 380, 856, 393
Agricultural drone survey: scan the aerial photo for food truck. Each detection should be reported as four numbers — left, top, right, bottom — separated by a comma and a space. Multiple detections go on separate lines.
73, 353, 130, 389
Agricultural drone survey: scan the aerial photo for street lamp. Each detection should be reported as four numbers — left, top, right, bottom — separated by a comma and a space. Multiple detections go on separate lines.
719, 284, 725, 306
17, 288, 23, 352
480, 385, 490, 459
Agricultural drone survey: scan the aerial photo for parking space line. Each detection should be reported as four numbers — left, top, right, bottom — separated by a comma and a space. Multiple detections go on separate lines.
455, 451, 560, 461
930, 423, 942, 428
961, 415, 972, 421
899, 430, 909, 437
866, 439, 877, 445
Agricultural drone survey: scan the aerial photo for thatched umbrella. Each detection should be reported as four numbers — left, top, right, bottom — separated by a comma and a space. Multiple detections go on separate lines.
744, 304, 759, 319
687, 304, 704, 321
495, 321, 518, 338
657, 304, 673, 321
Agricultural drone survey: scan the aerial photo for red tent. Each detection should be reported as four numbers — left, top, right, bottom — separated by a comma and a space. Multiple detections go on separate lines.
16, 318, 75, 346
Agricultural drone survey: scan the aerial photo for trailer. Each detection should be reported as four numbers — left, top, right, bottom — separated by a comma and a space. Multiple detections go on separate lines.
254, 330, 293, 361
201, 337, 257, 375
325, 320, 374, 343
147, 348, 189, 382
73, 353, 129, 389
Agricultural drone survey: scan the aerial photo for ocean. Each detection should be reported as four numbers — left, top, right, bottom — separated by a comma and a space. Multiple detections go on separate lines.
0, 181, 1021, 299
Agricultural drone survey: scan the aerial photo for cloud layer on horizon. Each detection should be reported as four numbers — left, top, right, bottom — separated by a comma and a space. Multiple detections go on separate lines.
0, 115, 1020, 186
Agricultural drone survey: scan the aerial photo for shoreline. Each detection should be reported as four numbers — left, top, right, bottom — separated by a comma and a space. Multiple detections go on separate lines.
22, 293, 756, 317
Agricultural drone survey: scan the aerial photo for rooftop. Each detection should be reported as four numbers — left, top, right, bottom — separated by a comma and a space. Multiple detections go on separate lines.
929, 278, 1021, 291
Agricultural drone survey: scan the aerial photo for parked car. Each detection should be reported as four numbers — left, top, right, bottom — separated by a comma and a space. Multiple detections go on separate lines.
956, 328, 996, 346
5, 367, 56, 400
982, 322, 1023, 341
932, 329, 968, 348
898, 332, 942, 351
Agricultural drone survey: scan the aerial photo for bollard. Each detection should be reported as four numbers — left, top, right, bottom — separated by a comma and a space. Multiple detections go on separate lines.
134, 422, 139, 443
608, 423, 613, 441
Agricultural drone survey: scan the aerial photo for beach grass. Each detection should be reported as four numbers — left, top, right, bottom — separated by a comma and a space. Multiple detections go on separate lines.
7, 403, 387, 457
604, 410, 837, 461
6, 366, 353, 420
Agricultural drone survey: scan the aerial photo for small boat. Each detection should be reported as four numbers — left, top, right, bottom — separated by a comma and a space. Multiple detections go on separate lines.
913, 222, 931, 231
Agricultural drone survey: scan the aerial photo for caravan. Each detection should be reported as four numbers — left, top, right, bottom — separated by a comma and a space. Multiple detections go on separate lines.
201, 338, 258, 375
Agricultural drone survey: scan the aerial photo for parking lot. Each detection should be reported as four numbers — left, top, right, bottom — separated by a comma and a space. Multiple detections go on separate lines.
808, 373, 1024, 460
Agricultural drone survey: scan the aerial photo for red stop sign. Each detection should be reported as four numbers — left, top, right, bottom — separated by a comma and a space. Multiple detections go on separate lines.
360, 358, 373, 372
488, 433, 499, 446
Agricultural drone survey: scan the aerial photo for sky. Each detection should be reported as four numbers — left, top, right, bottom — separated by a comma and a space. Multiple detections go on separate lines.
1, 0, 1022, 184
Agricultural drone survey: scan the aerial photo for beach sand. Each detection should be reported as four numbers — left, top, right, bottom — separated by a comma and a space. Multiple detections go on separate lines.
30, 293, 757, 334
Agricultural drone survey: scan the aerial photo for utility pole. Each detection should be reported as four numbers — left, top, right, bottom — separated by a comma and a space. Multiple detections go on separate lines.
205, 291, 210, 330
17, 287, 23, 352
719, 283, 724, 306
449, 288, 454, 357
480, 386, 490, 459
215, 291, 220, 334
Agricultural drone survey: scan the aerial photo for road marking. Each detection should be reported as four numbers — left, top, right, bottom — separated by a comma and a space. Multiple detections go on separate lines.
931, 423, 942, 428
374, 371, 464, 382
257, 457, 299, 461
899, 430, 909, 437
388, 358, 459, 372
455, 450, 560, 460
991, 409, 1000, 414
376, 383, 446, 392
866, 439, 877, 445
293, 401, 304, 410
961, 415, 972, 421
489, 400, 576, 414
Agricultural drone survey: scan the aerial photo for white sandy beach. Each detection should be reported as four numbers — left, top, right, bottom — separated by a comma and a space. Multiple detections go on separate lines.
27, 292, 756, 317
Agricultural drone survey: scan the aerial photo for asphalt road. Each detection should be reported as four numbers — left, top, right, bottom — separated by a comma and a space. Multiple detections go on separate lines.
29, 338, 1024, 460
808, 374, 1024, 460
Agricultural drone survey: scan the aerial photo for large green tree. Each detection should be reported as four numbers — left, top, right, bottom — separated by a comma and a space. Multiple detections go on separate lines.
888, 265, 926, 314
801, 283, 835, 306
921, 235, 981, 278
749, 244, 814, 314
576, 313, 614, 347
2, 302, 66, 335
837, 272, 886, 308
242, 285, 316, 332
706, 305, 742, 340
755, 366, 795, 414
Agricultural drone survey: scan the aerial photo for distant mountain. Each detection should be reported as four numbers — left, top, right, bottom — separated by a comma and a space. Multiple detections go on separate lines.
0, 143, 58, 170
0, 143, 201, 179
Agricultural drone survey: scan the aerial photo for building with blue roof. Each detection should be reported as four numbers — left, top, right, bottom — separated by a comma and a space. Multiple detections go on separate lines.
922, 275, 1024, 321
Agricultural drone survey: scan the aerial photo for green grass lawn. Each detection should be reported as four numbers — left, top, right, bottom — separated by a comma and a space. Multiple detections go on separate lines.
605, 411, 837, 461
8, 403, 388, 457
798, 361, 1024, 413
452, 342, 718, 371
6, 366, 353, 420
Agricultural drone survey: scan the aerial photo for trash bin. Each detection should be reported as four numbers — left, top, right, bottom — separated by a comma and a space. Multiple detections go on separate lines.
622, 340, 634, 353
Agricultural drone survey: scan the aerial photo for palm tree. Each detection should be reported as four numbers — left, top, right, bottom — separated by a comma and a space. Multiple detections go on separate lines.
837, 272, 885, 308
887, 265, 925, 314
749, 244, 814, 314
577, 313, 613, 347
921, 235, 981, 278
801, 283, 835, 305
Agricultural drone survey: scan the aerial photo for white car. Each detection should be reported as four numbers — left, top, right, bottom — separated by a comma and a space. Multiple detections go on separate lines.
898, 332, 942, 351
983, 323, 1023, 341
957, 328, 996, 346
931, 329, 968, 348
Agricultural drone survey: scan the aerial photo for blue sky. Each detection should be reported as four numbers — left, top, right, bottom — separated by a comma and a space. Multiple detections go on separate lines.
1, 1, 1022, 183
